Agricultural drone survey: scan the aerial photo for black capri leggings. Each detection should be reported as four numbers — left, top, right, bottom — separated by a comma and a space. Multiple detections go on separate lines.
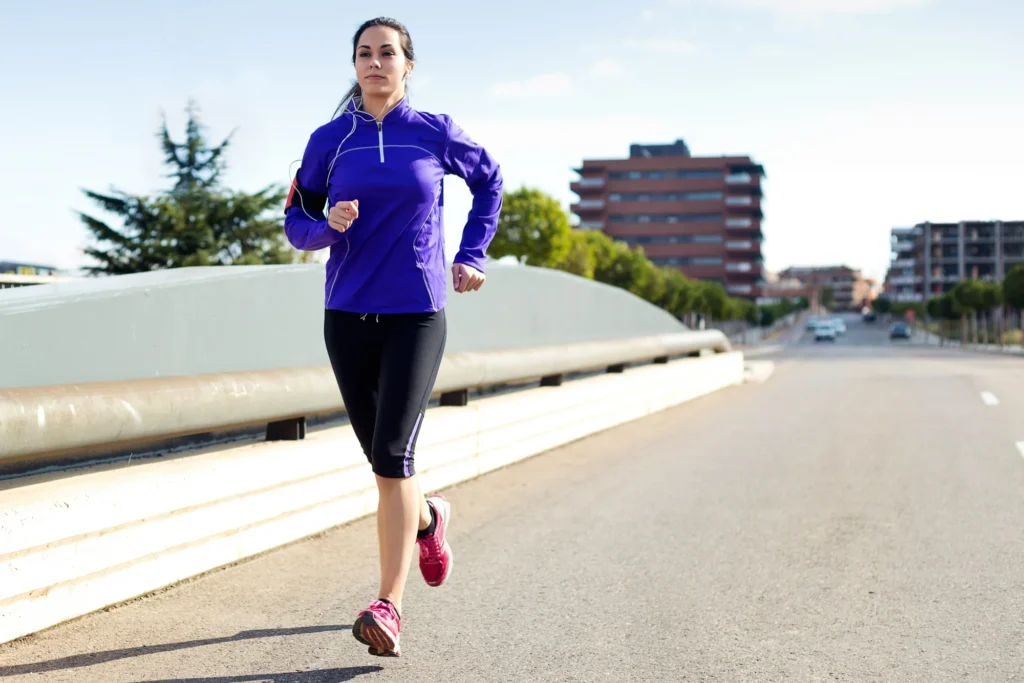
324, 308, 447, 479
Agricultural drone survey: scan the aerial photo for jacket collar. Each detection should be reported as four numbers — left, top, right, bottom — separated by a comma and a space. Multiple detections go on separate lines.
346, 94, 411, 122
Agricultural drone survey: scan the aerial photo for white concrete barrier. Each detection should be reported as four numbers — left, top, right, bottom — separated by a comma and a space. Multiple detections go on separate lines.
0, 351, 743, 645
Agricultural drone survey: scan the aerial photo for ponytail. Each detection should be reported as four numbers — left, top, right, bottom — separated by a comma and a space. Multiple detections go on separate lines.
332, 82, 362, 120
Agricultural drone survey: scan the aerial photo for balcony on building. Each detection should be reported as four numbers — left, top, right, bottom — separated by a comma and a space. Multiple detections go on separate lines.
894, 240, 916, 252
570, 176, 607, 194
890, 274, 922, 286
726, 284, 754, 295
725, 196, 753, 207
570, 198, 606, 214
1002, 223, 1024, 242
891, 258, 916, 268
931, 269, 960, 283
726, 262, 754, 273
965, 223, 997, 242
577, 220, 604, 231
725, 239, 758, 252
965, 246, 997, 260
1004, 243, 1024, 259
725, 162, 765, 184
725, 217, 753, 229
930, 247, 960, 261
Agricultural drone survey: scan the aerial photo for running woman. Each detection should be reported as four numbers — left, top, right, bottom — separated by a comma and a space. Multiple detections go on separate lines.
283, 16, 503, 658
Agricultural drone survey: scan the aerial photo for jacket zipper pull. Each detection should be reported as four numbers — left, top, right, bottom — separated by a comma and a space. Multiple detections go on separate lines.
377, 121, 384, 163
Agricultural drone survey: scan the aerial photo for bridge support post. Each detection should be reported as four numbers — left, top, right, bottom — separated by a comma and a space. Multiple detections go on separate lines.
440, 389, 469, 406
266, 417, 306, 441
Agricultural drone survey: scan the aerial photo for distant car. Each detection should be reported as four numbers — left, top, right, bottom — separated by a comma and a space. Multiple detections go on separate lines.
863, 311, 877, 323
831, 318, 847, 335
814, 321, 837, 342
806, 316, 819, 331
890, 322, 911, 340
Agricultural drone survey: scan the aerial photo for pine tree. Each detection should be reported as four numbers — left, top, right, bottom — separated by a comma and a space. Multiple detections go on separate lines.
79, 101, 300, 275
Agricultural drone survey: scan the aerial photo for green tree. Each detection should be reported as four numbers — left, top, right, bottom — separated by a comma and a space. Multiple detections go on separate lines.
660, 268, 695, 320
926, 295, 946, 343
633, 254, 667, 305
742, 300, 759, 326
872, 296, 893, 315
79, 100, 297, 275
935, 293, 962, 343
1002, 265, 1024, 338
820, 285, 835, 310
559, 230, 597, 279
490, 186, 572, 268
592, 239, 649, 295
952, 279, 985, 344
690, 281, 730, 321
977, 282, 1002, 345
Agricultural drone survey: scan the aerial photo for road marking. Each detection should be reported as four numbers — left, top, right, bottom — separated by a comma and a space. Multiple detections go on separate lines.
981, 392, 999, 406
1017, 442, 1024, 460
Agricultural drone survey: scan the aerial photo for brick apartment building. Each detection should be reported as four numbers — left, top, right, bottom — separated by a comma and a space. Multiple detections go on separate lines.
886, 220, 1024, 303
778, 265, 871, 311
569, 139, 766, 299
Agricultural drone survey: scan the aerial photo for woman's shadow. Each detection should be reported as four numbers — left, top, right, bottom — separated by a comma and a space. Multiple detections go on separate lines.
134, 669, 382, 682
0, 625, 381, 681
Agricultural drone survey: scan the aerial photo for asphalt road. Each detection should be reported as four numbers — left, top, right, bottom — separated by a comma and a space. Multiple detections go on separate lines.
4, 314, 1024, 682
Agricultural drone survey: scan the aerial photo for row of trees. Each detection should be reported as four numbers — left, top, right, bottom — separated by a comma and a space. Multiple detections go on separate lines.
487, 187, 805, 326
873, 266, 1024, 345
78, 102, 804, 329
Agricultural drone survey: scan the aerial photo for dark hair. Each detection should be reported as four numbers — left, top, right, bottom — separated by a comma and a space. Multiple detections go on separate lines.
332, 17, 415, 119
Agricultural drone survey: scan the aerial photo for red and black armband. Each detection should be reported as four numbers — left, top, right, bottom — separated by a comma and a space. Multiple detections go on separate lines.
285, 172, 328, 215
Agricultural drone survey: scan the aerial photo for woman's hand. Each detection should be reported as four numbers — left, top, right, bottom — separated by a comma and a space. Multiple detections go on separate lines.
328, 200, 359, 233
452, 262, 485, 293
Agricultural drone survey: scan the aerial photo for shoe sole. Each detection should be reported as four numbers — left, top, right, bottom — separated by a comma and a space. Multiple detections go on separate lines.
353, 611, 400, 657
424, 495, 454, 587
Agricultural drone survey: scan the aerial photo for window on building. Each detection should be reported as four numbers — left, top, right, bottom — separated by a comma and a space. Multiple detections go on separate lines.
607, 169, 724, 180
619, 234, 723, 245
608, 191, 723, 202
650, 257, 724, 266
608, 213, 723, 224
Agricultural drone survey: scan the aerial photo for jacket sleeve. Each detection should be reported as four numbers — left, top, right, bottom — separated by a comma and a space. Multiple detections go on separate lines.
441, 116, 503, 273
283, 130, 342, 251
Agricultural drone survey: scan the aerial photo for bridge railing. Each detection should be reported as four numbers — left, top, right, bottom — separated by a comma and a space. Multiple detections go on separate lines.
0, 329, 729, 473
0, 263, 731, 475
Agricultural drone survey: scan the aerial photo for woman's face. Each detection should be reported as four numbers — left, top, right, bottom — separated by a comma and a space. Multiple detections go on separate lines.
355, 26, 411, 98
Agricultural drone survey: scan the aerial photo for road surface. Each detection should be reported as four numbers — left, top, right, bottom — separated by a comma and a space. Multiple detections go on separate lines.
3, 314, 1024, 682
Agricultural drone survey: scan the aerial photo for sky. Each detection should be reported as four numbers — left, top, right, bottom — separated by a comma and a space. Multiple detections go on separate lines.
1, 0, 1022, 283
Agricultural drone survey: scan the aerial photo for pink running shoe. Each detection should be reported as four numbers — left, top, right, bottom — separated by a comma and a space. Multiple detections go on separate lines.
353, 599, 401, 657
417, 495, 454, 587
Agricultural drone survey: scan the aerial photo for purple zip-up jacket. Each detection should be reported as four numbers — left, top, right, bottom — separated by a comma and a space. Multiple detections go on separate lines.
284, 96, 503, 314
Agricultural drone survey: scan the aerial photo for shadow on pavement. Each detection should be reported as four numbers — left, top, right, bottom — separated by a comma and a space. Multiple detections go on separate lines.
0, 625, 352, 678
132, 667, 384, 682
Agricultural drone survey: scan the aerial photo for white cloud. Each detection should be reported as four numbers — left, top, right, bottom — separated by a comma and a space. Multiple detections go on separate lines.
489, 73, 574, 100
589, 59, 626, 78
706, 0, 931, 14
640, 8, 658, 21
